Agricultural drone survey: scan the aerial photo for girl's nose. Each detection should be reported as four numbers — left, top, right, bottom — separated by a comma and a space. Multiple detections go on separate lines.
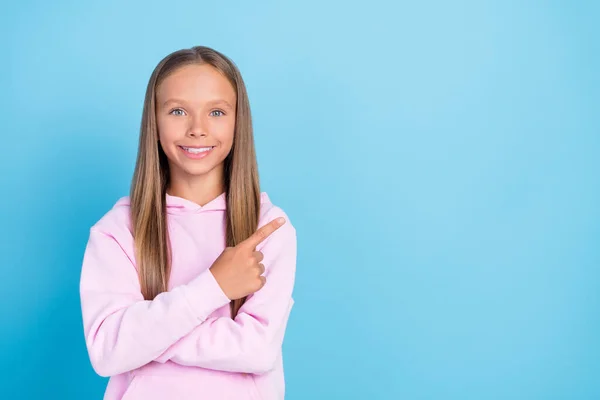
187, 116, 207, 137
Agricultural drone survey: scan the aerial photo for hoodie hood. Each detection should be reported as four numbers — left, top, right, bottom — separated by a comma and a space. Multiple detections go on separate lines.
114, 192, 271, 215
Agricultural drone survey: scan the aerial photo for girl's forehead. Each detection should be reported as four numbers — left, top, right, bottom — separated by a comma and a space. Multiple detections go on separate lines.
159, 65, 233, 92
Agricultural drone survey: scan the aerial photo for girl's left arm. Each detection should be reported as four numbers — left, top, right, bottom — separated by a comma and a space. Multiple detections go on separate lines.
154, 207, 298, 375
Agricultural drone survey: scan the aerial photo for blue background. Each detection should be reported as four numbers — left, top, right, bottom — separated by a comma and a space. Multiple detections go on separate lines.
1, 1, 599, 399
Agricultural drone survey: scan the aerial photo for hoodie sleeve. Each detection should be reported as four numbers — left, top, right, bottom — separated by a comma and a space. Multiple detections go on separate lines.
79, 227, 231, 378
153, 211, 297, 374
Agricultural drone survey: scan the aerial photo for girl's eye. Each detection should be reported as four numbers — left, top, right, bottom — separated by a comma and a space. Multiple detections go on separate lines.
169, 108, 185, 116
210, 110, 225, 117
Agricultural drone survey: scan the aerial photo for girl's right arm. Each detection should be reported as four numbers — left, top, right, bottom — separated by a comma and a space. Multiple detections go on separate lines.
79, 227, 231, 378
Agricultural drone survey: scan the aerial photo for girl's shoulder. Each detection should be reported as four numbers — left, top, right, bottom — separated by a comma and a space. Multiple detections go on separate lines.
258, 193, 296, 240
259, 191, 289, 217
89, 195, 133, 237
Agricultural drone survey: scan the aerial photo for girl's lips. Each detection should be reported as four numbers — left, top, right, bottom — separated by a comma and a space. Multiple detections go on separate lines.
178, 145, 215, 159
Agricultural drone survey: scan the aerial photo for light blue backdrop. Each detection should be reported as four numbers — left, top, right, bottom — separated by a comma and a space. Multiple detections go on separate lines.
1, 1, 598, 399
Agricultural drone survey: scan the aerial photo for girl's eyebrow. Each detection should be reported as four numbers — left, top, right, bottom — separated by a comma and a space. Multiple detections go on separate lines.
162, 98, 234, 110
207, 99, 235, 110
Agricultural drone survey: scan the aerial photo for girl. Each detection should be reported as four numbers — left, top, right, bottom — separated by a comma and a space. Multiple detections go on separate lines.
79, 46, 297, 400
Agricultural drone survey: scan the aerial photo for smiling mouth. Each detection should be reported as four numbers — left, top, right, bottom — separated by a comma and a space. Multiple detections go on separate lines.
179, 146, 215, 154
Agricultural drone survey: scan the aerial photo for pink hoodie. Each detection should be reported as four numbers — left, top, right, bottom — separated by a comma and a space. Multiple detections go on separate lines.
79, 192, 297, 400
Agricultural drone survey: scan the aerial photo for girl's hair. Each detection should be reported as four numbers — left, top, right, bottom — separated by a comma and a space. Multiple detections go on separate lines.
129, 46, 260, 318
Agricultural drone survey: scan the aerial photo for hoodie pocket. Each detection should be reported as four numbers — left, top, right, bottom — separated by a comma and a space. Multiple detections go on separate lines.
119, 369, 260, 400
120, 375, 140, 400
245, 373, 264, 400
120, 374, 202, 400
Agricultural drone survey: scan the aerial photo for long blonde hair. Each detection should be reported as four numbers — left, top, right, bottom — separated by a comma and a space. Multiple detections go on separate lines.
129, 46, 260, 318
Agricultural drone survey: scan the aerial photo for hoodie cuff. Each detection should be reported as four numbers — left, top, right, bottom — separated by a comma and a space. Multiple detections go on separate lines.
182, 269, 231, 322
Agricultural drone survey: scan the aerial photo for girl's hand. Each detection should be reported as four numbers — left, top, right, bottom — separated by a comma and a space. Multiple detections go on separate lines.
209, 217, 286, 300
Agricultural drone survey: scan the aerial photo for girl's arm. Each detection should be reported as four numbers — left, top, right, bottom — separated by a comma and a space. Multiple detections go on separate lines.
79, 227, 231, 378
153, 210, 297, 375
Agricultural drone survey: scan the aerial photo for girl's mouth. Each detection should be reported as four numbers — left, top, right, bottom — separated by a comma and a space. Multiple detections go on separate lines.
178, 145, 215, 159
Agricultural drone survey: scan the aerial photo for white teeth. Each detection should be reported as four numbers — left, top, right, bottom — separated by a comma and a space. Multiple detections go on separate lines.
182, 146, 213, 154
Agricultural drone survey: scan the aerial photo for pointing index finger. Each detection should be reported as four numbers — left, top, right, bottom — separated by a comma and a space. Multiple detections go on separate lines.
242, 217, 286, 249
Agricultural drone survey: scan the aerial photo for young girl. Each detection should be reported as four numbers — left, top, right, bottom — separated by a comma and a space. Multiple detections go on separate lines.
79, 46, 297, 400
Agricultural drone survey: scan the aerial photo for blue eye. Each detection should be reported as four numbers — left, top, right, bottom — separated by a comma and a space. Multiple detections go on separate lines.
210, 110, 225, 117
169, 108, 185, 116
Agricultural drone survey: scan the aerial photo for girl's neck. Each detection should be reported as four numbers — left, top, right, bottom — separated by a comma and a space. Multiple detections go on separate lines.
166, 168, 225, 207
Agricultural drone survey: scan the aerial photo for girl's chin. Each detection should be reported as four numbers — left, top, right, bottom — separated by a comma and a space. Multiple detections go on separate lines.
171, 162, 224, 178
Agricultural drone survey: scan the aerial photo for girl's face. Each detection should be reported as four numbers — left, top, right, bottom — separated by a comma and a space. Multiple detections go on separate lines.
156, 64, 236, 187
